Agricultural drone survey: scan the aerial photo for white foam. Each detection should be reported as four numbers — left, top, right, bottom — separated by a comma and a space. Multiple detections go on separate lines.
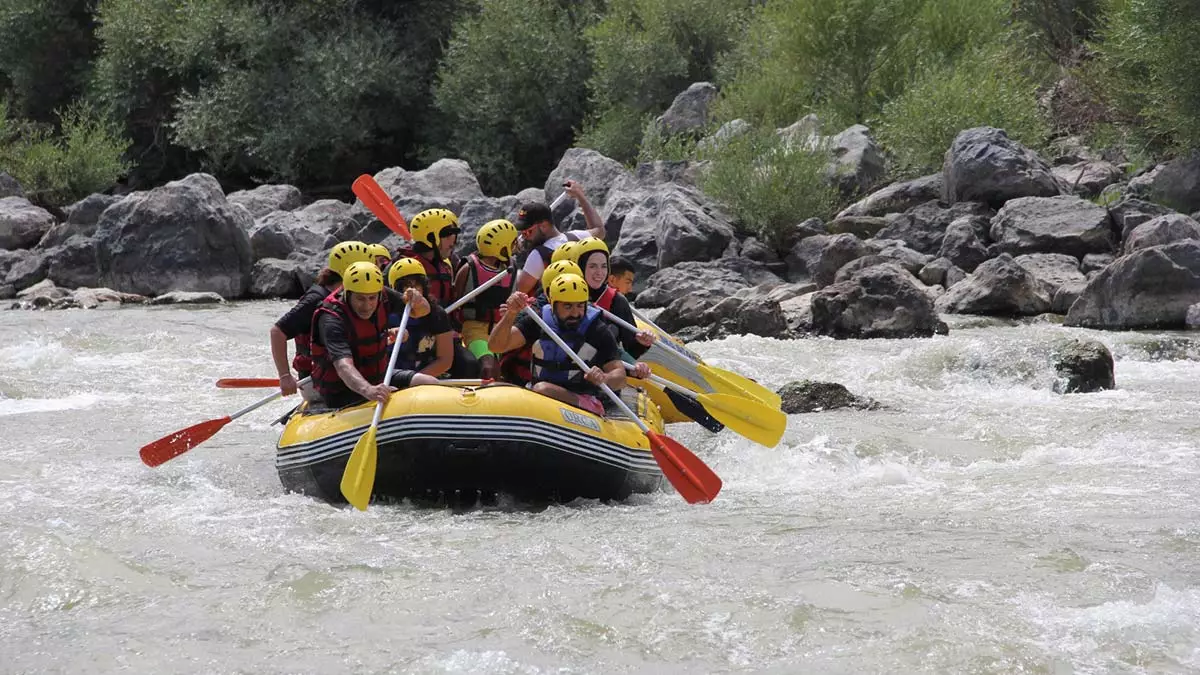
0, 393, 106, 417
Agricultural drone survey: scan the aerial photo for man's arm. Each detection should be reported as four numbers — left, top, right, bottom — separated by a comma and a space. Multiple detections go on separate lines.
488, 293, 532, 353
515, 269, 539, 295
564, 180, 604, 239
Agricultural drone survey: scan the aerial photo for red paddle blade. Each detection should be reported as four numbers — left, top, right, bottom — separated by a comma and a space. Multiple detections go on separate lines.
352, 174, 411, 240
216, 378, 279, 389
646, 431, 722, 504
139, 416, 232, 467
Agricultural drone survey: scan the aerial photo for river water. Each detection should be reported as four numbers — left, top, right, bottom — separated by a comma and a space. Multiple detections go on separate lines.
2, 302, 1199, 674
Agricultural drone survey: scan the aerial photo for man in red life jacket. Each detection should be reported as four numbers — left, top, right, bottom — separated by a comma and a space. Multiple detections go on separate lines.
308, 262, 439, 409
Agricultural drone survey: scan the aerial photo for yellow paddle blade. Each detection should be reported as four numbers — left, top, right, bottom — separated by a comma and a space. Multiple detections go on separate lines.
698, 363, 782, 408
696, 392, 787, 448
340, 424, 378, 511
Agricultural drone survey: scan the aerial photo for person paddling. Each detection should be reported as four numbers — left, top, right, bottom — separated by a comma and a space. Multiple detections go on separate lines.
489, 274, 626, 416
512, 180, 605, 295
269, 241, 372, 399
387, 258, 465, 379
496, 259, 582, 386
453, 219, 518, 380
308, 262, 439, 409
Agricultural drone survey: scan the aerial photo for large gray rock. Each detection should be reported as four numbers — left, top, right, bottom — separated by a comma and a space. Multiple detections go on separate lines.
4, 249, 47, 290
935, 254, 1051, 316
776, 114, 823, 150
634, 160, 708, 189
826, 216, 888, 239
657, 294, 790, 342
1126, 154, 1200, 213
227, 184, 302, 220
938, 216, 991, 272
38, 194, 121, 249
374, 159, 484, 204
0, 196, 55, 250
1013, 253, 1086, 299
250, 258, 304, 298
697, 118, 751, 152
836, 174, 944, 219
826, 124, 886, 195
778, 380, 879, 413
249, 200, 349, 261
786, 233, 870, 287
989, 195, 1113, 258
864, 241, 933, 275
1081, 253, 1114, 274
636, 258, 783, 308
1107, 198, 1177, 243
942, 127, 1064, 206
1065, 241, 1200, 329
1123, 214, 1200, 254
1051, 338, 1115, 394
609, 183, 734, 286
874, 200, 993, 255
545, 148, 631, 212
0, 172, 23, 199
809, 264, 942, 338
1052, 161, 1123, 198
95, 173, 254, 298
44, 236, 102, 289
656, 82, 718, 136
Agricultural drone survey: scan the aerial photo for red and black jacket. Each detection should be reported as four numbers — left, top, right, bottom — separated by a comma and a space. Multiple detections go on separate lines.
396, 245, 456, 307
289, 283, 335, 376
308, 291, 390, 398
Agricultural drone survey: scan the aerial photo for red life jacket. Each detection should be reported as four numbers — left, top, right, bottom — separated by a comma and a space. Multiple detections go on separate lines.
398, 245, 455, 306
308, 291, 390, 398
461, 254, 513, 325
500, 345, 533, 386
593, 285, 619, 312
290, 283, 335, 376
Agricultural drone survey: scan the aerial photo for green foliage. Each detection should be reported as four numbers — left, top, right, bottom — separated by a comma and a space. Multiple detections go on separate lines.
716, 0, 1010, 130
638, 119, 704, 163
699, 128, 839, 245
1090, 0, 1200, 153
877, 43, 1050, 177
0, 0, 98, 123
1010, 0, 1104, 63
0, 99, 131, 205
432, 0, 592, 194
576, 105, 652, 165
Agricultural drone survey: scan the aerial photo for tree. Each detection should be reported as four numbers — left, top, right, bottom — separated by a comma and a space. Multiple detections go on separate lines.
0, 0, 100, 124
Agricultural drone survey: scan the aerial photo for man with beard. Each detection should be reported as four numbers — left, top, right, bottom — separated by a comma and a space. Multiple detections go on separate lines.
512, 179, 605, 295
488, 274, 625, 416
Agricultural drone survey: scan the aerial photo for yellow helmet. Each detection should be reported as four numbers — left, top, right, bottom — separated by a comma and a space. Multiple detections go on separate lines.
365, 243, 391, 261
342, 262, 384, 294
476, 219, 519, 262
550, 240, 581, 265
327, 241, 371, 276
410, 208, 459, 249
573, 237, 609, 267
387, 257, 427, 289
548, 273, 589, 304
541, 260, 582, 292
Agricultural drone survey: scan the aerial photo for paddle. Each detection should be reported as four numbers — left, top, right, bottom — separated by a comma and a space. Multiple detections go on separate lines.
523, 307, 721, 504
352, 174, 412, 240
216, 378, 284, 389
623, 364, 786, 448
340, 303, 412, 511
627, 306, 783, 408
139, 377, 313, 467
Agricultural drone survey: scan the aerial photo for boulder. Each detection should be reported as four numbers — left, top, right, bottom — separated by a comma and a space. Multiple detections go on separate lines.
778, 217, 827, 251
935, 254, 1051, 316
786, 233, 870, 287
825, 124, 887, 195
1123, 214, 1200, 254
0, 172, 23, 199
655, 82, 718, 136
1051, 281, 1087, 314
514, 187, 544, 204
250, 258, 304, 298
1126, 154, 1200, 213
4, 249, 47, 290
610, 183, 734, 286
864, 242, 932, 275
226, 184, 302, 220
94, 173, 254, 298
942, 127, 1064, 206
147, 291, 225, 305
545, 148, 631, 212
1052, 161, 1123, 198
0, 284, 12, 300
44, 236, 102, 289
937, 216, 991, 272
0, 196, 55, 250
1051, 338, 1115, 394
1012, 253, 1086, 299
778, 380, 879, 414
656, 293, 789, 341
697, 119, 751, 152
918, 257, 958, 287
634, 160, 708, 189
945, 265, 967, 288
809, 263, 942, 338
454, 197, 514, 256
739, 237, 780, 264
374, 159, 484, 203
16, 279, 68, 302
833, 255, 888, 284
249, 202, 343, 262
71, 287, 142, 309
776, 114, 822, 150
38, 194, 121, 249
636, 258, 782, 308
1081, 253, 1114, 274
826, 216, 888, 239
836, 174, 944, 219
1065, 241, 1200, 329
1108, 197, 1177, 243
1188, 303, 1200, 330
989, 196, 1113, 258
874, 200, 993, 255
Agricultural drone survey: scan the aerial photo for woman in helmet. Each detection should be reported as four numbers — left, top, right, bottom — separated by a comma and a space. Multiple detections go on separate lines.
453, 219, 519, 379
568, 237, 655, 370
269, 241, 372, 399
487, 274, 626, 416
388, 258, 478, 379
308, 262, 439, 409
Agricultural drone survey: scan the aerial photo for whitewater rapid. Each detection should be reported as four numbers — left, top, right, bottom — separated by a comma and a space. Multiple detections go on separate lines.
2, 303, 1198, 673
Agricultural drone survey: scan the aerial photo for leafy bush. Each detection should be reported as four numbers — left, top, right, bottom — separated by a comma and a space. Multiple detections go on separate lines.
576, 105, 652, 165
699, 127, 839, 246
0, 0, 98, 123
877, 43, 1049, 177
1010, 0, 1104, 63
0, 99, 131, 205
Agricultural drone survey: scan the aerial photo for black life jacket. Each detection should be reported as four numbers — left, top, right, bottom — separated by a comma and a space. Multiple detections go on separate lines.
531, 304, 602, 387
290, 283, 334, 376
460, 254, 513, 325
309, 291, 390, 398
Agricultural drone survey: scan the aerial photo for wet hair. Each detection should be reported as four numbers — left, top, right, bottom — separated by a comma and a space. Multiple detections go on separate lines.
315, 268, 341, 288
608, 257, 635, 278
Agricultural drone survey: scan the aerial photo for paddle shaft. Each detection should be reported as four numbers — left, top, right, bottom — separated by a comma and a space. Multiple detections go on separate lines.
550, 190, 569, 210
372, 304, 412, 427
621, 363, 693, 398
231, 377, 312, 420
445, 268, 510, 313
629, 306, 703, 363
